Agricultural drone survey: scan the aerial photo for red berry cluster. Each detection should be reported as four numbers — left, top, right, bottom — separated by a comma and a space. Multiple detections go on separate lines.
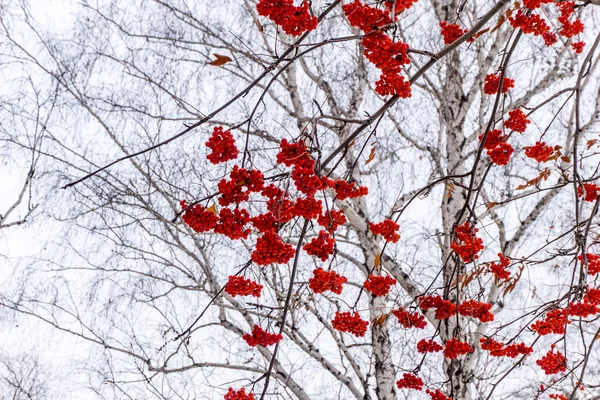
510, 1, 585, 50
524, 142, 554, 163
577, 183, 600, 202
426, 389, 452, 400
218, 166, 265, 207
369, 219, 401, 243
457, 300, 494, 323
342, 1, 412, 98
206, 126, 239, 164
225, 387, 255, 400
419, 295, 457, 320
489, 253, 511, 281
479, 337, 533, 358
510, 11, 557, 46
557, 1, 584, 39
572, 41, 585, 54
309, 268, 348, 294
242, 325, 283, 347
479, 129, 514, 166
317, 209, 347, 233
277, 139, 326, 196
256, 0, 318, 37
450, 222, 484, 263
180, 200, 218, 233
224, 276, 263, 297
293, 196, 323, 220
439, 21, 472, 45
252, 231, 295, 265
417, 338, 443, 353
215, 208, 251, 240
536, 345, 567, 375
392, 308, 427, 329
383, 0, 418, 14
303, 230, 335, 261
578, 253, 600, 275
363, 274, 397, 297
531, 309, 569, 335
326, 178, 369, 200
396, 373, 423, 391
483, 73, 515, 95
549, 395, 567, 400
343, 0, 392, 32
331, 311, 369, 337
443, 338, 474, 359
568, 287, 600, 318
504, 109, 530, 133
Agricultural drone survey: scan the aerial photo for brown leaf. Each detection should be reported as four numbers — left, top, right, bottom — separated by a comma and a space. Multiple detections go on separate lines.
206, 204, 218, 216
209, 54, 233, 67
587, 139, 598, 149
473, 27, 490, 39
491, 15, 506, 33
374, 253, 381, 268
365, 146, 377, 165
486, 202, 497, 210
560, 155, 571, 163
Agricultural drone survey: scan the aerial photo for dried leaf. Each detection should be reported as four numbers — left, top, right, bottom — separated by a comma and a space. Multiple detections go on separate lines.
209, 54, 233, 67
371, 314, 387, 327
447, 183, 456, 199
516, 168, 550, 190
374, 253, 381, 268
473, 27, 490, 39
560, 155, 571, 163
365, 146, 377, 165
486, 202, 497, 210
206, 204, 218, 215
587, 139, 598, 149
491, 15, 506, 33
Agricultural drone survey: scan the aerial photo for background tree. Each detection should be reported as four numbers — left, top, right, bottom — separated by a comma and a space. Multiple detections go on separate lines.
1, 0, 600, 399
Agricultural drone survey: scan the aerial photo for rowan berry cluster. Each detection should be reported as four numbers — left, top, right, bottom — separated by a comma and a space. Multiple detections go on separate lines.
383, 0, 418, 14
489, 253, 511, 281
303, 230, 336, 261
293, 196, 323, 220
251, 231, 295, 265
450, 222, 484, 263
549, 395, 567, 400
242, 325, 283, 347
308, 268, 348, 294
417, 338, 443, 353
578, 253, 600, 275
256, 0, 318, 37
577, 183, 600, 202
572, 41, 585, 54
439, 21, 471, 45
483, 73, 515, 95
369, 219, 400, 243
224, 387, 255, 400
180, 200, 218, 233
478, 129, 514, 165
510, 1, 585, 50
536, 346, 567, 375
504, 109, 530, 133
218, 166, 265, 206
396, 373, 423, 391
317, 209, 347, 233
531, 309, 569, 335
363, 274, 397, 296
206, 126, 239, 164
568, 287, 600, 318
224, 276, 263, 297
457, 300, 494, 323
479, 338, 533, 358
215, 208, 251, 240
325, 178, 369, 200
443, 338, 474, 359
342, 1, 413, 98
524, 142, 554, 163
392, 307, 427, 329
331, 311, 369, 337
277, 139, 326, 196
419, 295, 457, 320
426, 389, 452, 400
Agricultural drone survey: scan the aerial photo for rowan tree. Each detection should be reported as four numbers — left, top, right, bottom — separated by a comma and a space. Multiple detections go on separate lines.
1, 0, 600, 400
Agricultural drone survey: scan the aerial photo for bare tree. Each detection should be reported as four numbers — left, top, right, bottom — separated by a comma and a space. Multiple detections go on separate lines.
1, 0, 600, 399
